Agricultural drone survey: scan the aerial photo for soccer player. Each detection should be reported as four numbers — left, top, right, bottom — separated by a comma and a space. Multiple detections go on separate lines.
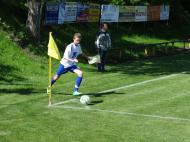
95, 23, 111, 72
47, 33, 88, 96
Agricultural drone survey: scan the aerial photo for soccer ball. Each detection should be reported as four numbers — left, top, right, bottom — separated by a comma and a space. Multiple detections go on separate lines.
80, 95, 91, 105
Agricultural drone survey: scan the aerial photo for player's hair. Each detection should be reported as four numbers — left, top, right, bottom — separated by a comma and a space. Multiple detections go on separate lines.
73, 33, 81, 39
100, 23, 108, 29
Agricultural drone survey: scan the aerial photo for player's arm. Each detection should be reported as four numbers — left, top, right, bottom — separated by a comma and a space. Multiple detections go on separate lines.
81, 53, 90, 60
79, 46, 90, 61
64, 58, 78, 63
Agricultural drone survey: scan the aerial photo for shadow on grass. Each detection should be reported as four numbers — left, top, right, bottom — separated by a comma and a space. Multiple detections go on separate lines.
0, 64, 26, 83
88, 100, 104, 106
85, 91, 125, 105
83, 51, 190, 76
0, 88, 45, 95
54, 91, 125, 96
90, 91, 125, 97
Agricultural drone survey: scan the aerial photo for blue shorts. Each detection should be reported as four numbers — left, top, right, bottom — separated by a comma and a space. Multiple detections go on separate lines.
56, 64, 79, 77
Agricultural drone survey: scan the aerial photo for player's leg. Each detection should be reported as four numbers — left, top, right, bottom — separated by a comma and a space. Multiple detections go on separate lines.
47, 64, 67, 94
51, 74, 59, 86
71, 66, 83, 95
51, 64, 66, 86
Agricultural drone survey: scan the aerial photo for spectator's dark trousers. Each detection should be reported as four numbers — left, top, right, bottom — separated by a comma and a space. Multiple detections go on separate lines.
98, 48, 107, 72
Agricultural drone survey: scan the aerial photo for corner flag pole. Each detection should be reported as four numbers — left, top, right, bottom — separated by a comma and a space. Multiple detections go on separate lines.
49, 56, 52, 106
47, 32, 61, 106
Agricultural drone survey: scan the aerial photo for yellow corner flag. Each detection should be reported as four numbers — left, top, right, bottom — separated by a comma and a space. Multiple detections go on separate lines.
47, 32, 61, 106
48, 32, 61, 60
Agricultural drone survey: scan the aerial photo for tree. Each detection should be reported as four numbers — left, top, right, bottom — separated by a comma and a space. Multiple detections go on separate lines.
26, 0, 42, 41
169, 0, 190, 24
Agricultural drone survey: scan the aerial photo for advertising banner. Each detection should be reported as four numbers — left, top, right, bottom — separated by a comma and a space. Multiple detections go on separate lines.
45, 2, 59, 24
77, 3, 89, 22
64, 2, 77, 22
58, 3, 65, 24
88, 3, 100, 22
119, 6, 135, 22
101, 5, 119, 22
147, 6, 161, 21
135, 6, 147, 22
160, 5, 170, 20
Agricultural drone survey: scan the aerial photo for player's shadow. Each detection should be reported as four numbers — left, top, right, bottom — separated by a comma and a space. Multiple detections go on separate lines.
85, 91, 125, 97
88, 100, 104, 106
54, 91, 124, 96
76, 91, 125, 106
53, 92, 72, 95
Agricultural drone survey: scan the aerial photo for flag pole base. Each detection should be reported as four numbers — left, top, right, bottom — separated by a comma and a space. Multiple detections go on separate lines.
48, 101, 52, 107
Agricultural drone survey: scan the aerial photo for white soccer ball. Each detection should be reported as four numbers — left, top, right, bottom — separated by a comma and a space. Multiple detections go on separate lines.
80, 95, 91, 105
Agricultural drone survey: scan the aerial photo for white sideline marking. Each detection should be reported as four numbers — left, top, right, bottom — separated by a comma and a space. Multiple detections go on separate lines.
51, 72, 185, 107
51, 98, 78, 106
53, 105, 190, 122
99, 72, 186, 94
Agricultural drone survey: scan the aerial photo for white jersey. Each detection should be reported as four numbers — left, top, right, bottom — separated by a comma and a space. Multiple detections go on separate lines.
60, 43, 82, 68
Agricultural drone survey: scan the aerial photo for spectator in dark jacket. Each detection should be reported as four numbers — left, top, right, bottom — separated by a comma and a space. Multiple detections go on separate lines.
95, 23, 111, 72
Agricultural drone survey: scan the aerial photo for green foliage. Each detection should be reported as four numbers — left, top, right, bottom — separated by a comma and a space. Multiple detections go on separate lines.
1, 0, 27, 10
111, 0, 126, 5
110, 0, 168, 5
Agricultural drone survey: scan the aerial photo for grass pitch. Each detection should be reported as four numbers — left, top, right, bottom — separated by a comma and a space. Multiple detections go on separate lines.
0, 30, 190, 142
